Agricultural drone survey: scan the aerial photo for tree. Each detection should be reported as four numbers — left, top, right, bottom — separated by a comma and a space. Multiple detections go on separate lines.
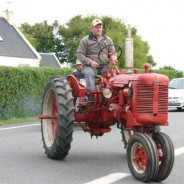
59, 15, 155, 68
160, 65, 183, 78
20, 20, 65, 64
20, 15, 155, 68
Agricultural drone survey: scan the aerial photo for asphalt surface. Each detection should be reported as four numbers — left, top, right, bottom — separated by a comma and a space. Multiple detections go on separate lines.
0, 109, 184, 184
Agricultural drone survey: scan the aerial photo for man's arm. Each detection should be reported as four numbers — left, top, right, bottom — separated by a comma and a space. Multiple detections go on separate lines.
77, 37, 92, 66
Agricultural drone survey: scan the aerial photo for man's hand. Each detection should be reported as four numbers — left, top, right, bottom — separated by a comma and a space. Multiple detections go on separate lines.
109, 55, 117, 65
90, 60, 99, 68
109, 60, 116, 65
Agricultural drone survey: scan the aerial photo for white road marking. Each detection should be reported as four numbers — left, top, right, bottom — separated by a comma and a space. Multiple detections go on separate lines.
0, 123, 40, 131
85, 147, 184, 184
1, 123, 184, 184
175, 146, 184, 156
84, 173, 130, 184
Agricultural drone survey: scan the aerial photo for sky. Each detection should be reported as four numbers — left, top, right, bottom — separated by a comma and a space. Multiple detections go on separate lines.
1, 0, 184, 71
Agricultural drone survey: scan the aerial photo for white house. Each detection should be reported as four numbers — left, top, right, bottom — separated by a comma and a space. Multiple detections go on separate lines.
0, 16, 41, 67
39, 53, 62, 68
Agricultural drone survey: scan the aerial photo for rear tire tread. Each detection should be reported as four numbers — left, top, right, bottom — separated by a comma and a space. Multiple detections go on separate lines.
41, 77, 74, 159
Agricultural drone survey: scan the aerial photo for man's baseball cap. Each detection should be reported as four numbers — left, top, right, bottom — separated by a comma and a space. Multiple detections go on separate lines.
91, 19, 103, 27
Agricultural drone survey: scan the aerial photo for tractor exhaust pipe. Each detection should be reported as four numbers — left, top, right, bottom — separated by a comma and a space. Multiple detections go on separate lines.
125, 24, 134, 73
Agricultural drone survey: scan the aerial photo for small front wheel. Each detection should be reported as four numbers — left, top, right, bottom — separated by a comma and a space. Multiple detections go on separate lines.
152, 132, 174, 181
127, 133, 159, 182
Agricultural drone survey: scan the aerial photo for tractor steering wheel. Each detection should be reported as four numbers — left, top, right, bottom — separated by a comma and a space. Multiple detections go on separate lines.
98, 44, 122, 64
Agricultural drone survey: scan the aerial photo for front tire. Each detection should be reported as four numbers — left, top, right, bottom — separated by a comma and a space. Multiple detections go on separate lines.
127, 133, 159, 182
41, 77, 74, 159
152, 132, 174, 181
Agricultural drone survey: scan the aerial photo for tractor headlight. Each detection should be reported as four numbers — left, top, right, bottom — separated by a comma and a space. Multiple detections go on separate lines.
103, 88, 112, 98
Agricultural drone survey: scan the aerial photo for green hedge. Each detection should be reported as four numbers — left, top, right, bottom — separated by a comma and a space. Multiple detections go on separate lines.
0, 66, 74, 120
0, 66, 179, 121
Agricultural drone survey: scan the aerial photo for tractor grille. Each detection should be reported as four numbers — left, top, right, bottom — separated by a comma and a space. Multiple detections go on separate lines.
136, 84, 168, 114
158, 85, 168, 113
136, 84, 153, 113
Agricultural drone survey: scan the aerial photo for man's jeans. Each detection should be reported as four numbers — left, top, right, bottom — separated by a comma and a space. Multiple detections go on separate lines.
83, 65, 106, 93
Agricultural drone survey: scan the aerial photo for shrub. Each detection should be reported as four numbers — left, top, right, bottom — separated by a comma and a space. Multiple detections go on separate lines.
0, 66, 74, 120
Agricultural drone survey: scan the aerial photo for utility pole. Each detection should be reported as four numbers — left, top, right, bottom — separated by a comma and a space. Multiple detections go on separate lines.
125, 24, 134, 73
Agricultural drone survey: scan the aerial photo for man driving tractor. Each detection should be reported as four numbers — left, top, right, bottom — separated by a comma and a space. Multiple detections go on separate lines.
77, 18, 117, 95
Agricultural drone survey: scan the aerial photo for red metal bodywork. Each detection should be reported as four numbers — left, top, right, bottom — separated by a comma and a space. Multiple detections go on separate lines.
67, 67, 169, 135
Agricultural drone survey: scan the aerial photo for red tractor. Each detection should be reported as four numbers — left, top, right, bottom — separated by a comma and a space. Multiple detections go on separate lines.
39, 41, 174, 182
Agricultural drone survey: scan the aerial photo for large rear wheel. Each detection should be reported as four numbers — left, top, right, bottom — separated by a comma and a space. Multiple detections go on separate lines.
152, 132, 174, 181
41, 77, 74, 159
127, 133, 159, 182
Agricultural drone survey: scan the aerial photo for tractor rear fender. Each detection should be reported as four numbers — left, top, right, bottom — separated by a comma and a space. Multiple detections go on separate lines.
67, 75, 86, 105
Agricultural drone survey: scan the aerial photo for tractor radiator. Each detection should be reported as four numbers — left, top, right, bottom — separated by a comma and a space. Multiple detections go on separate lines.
136, 84, 168, 114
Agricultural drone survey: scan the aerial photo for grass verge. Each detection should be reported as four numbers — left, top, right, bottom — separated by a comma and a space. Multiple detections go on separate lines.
0, 117, 39, 126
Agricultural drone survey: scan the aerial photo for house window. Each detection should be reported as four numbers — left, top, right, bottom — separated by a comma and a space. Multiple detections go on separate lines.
0, 36, 3, 42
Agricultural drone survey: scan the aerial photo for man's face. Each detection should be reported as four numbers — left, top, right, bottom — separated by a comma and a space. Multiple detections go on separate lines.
92, 24, 103, 37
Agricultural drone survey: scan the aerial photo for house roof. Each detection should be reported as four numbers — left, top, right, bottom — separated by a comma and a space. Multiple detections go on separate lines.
39, 53, 62, 68
0, 17, 38, 59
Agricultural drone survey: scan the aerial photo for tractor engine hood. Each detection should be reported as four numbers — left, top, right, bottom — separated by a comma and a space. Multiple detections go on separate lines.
109, 72, 169, 88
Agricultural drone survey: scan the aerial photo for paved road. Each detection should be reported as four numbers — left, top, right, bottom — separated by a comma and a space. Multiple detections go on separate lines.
0, 109, 184, 184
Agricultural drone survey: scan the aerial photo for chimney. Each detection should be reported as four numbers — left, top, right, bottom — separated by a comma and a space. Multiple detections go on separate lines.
3, 9, 14, 25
